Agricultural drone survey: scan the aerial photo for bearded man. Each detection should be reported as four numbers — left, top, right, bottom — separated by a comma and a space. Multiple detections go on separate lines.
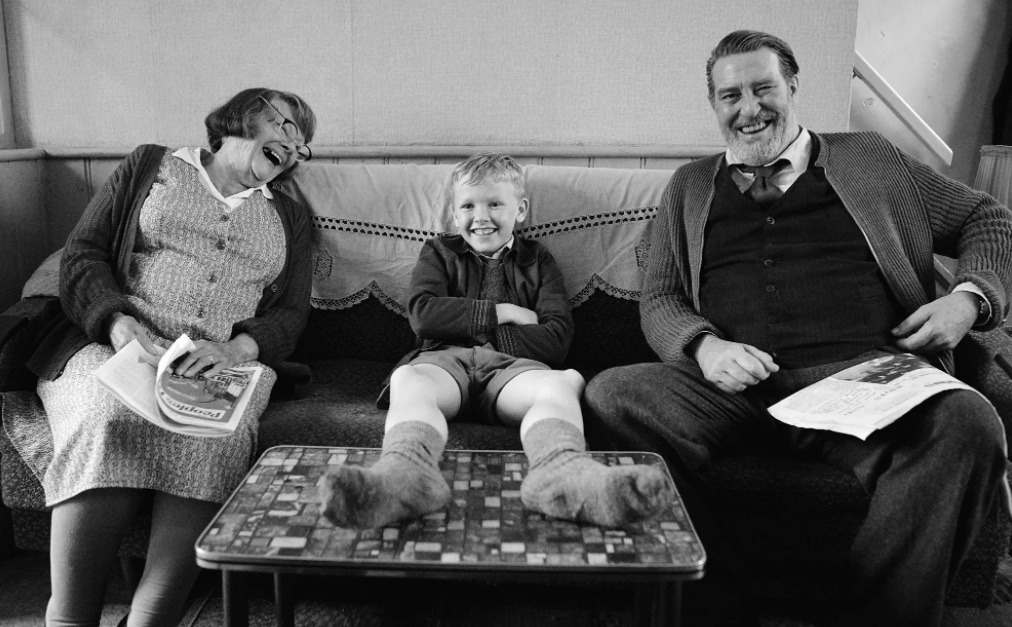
584, 29, 1012, 627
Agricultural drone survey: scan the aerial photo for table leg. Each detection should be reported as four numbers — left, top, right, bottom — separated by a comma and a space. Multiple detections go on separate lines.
274, 572, 294, 627
633, 581, 680, 627
222, 570, 249, 627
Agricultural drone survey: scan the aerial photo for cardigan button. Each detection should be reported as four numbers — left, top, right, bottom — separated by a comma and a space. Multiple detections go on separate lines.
270, 284, 278, 293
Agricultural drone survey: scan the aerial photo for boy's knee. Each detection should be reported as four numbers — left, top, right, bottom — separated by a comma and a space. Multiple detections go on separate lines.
390, 364, 422, 388
526, 368, 584, 398
554, 368, 584, 390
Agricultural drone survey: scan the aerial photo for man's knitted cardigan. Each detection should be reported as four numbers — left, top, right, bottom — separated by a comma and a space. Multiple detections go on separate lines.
642, 131, 1012, 372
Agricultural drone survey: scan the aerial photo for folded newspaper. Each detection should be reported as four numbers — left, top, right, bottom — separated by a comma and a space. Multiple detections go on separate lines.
767, 353, 985, 439
94, 334, 262, 437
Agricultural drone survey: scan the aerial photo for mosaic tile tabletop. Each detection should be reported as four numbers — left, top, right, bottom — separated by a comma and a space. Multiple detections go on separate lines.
196, 446, 706, 576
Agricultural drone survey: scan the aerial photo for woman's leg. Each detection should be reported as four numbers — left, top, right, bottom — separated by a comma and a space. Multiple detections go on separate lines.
126, 493, 220, 627
47, 488, 144, 627
319, 364, 459, 528
498, 369, 670, 527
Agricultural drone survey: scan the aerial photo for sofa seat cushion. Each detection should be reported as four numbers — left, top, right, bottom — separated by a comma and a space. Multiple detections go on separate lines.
0, 391, 50, 510
258, 358, 523, 452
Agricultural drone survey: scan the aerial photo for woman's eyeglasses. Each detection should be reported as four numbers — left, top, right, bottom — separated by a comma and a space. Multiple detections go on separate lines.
258, 96, 312, 162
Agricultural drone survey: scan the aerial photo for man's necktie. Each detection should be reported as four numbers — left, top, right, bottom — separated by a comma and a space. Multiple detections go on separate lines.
735, 158, 790, 208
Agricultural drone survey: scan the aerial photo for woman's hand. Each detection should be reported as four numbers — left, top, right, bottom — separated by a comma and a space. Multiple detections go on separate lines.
108, 312, 164, 366
172, 333, 260, 379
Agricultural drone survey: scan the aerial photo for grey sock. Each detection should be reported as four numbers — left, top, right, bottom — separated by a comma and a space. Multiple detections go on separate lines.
320, 421, 451, 528
520, 418, 670, 527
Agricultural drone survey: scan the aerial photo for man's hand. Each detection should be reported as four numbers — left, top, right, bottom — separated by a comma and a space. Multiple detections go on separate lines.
172, 333, 260, 379
496, 303, 539, 326
108, 312, 163, 365
691, 335, 779, 394
892, 292, 978, 353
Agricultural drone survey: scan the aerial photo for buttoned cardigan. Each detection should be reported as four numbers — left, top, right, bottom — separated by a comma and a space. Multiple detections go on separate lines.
642, 131, 1012, 372
30, 144, 313, 379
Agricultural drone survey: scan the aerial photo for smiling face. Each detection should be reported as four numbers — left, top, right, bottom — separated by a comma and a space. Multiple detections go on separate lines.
711, 47, 800, 166
452, 178, 529, 255
224, 98, 305, 189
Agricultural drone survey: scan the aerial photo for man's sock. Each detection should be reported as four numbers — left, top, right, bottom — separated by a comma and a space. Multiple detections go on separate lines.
320, 421, 451, 528
520, 418, 671, 527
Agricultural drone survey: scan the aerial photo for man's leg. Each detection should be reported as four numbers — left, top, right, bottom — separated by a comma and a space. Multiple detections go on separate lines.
320, 363, 460, 528
497, 368, 670, 527
793, 390, 1009, 627
584, 361, 776, 523
584, 361, 774, 626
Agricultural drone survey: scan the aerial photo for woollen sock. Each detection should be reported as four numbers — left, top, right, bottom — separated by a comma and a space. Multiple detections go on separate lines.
520, 418, 670, 527
320, 421, 451, 528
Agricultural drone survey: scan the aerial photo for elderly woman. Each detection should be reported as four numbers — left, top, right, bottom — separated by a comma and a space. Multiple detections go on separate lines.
32, 88, 316, 627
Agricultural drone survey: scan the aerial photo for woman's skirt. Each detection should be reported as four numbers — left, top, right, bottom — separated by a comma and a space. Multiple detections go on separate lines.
36, 343, 276, 506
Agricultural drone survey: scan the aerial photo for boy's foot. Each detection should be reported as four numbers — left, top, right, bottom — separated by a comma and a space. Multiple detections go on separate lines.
520, 418, 671, 527
319, 421, 451, 528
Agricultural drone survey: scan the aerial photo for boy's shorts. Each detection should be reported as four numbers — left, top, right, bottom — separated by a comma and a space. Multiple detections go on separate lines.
407, 344, 549, 424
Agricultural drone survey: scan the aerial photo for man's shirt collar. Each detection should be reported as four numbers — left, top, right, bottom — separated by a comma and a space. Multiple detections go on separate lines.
725, 128, 812, 193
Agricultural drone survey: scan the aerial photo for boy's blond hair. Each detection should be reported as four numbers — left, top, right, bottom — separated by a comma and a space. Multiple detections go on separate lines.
450, 153, 526, 201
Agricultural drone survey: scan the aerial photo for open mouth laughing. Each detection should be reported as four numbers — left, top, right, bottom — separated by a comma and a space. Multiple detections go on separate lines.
737, 118, 773, 136
263, 146, 284, 166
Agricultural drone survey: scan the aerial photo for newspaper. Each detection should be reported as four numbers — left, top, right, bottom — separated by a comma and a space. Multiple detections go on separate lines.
767, 353, 984, 439
94, 334, 261, 437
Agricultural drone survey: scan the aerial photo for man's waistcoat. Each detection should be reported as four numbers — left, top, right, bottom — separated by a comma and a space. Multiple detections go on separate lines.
698, 154, 906, 369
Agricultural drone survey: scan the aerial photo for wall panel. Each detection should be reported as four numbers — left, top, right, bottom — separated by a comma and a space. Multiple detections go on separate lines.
4, 0, 857, 151
0, 150, 44, 309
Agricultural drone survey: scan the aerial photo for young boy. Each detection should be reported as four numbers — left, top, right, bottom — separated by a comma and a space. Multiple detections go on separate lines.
320, 153, 669, 528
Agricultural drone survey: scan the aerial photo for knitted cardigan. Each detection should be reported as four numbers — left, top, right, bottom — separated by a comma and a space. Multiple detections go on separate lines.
642, 131, 1012, 371
407, 234, 574, 367
31, 144, 313, 379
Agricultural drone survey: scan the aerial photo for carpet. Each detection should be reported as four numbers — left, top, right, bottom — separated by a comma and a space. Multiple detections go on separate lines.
183, 558, 1012, 627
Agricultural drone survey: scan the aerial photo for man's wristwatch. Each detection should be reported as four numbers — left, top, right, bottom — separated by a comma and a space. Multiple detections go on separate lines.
970, 293, 990, 326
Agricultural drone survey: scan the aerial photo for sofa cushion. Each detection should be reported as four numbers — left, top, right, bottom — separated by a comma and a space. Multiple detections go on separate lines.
21, 249, 61, 299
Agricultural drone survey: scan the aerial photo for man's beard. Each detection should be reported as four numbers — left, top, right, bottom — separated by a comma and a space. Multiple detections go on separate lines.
722, 109, 797, 165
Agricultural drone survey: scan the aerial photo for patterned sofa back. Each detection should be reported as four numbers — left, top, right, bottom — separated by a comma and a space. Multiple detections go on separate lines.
280, 162, 678, 371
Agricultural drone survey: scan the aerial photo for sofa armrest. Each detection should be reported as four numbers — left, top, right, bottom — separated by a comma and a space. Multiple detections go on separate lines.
0, 297, 63, 393
954, 327, 1012, 441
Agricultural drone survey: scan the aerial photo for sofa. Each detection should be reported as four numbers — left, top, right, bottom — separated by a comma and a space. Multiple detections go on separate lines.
2, 157, 1011, 607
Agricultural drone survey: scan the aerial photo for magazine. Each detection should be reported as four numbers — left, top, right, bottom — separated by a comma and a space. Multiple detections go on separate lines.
94, 334, 262, 437
767, 352, 987, 439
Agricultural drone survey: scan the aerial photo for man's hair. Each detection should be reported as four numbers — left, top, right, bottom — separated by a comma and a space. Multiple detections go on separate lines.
706, 30, 800, 102
450, 153, 526, 201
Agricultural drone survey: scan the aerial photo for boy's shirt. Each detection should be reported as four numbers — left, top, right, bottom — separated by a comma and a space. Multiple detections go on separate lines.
406, 233, 574, 368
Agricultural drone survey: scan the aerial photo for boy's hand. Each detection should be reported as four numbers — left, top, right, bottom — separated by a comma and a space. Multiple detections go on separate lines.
496, 303, 539, 326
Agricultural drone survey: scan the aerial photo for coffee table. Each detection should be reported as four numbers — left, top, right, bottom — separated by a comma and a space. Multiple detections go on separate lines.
195, 445, 706, 627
